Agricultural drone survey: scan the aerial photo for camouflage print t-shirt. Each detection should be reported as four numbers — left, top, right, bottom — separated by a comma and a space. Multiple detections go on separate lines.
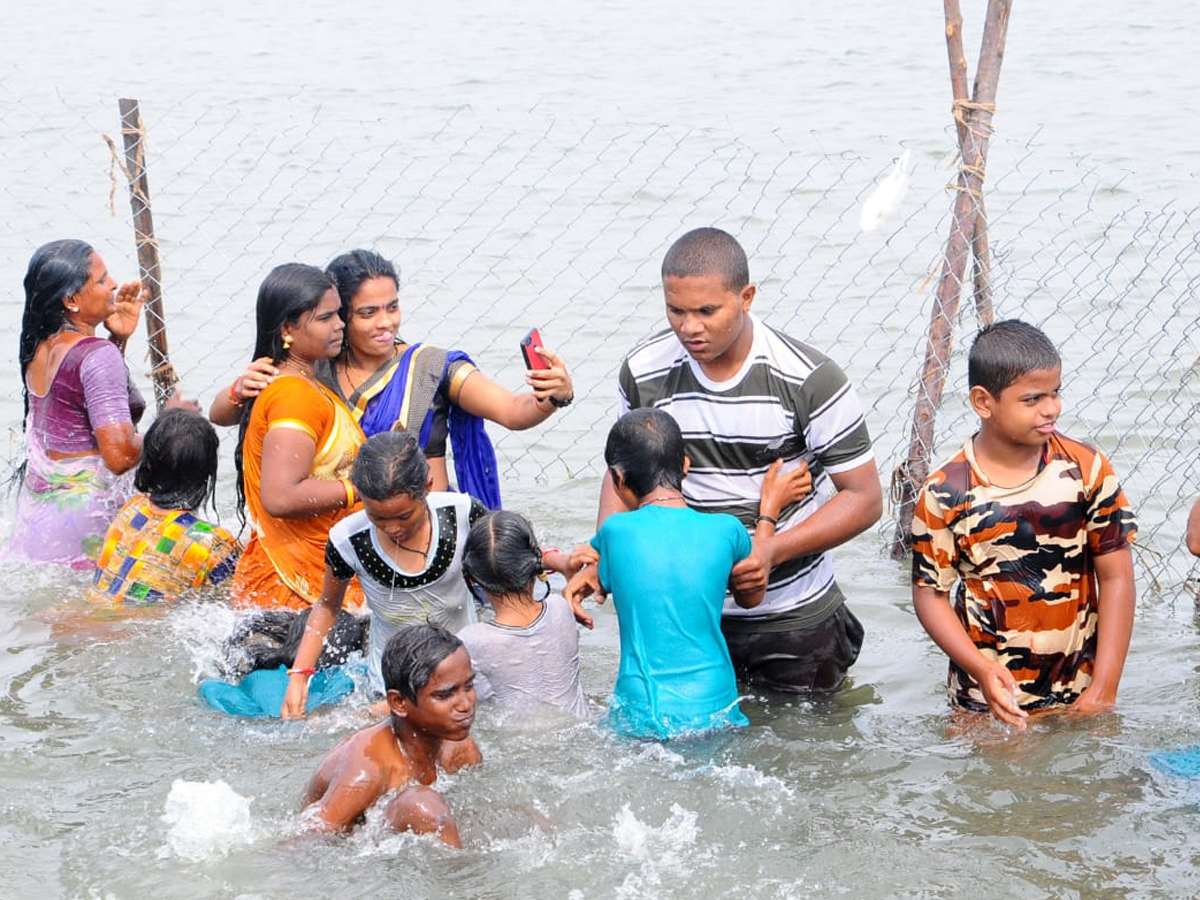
911, 431, 1137, 712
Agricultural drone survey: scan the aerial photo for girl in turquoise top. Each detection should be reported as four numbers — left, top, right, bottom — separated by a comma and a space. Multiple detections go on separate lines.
567, 408, 809, 739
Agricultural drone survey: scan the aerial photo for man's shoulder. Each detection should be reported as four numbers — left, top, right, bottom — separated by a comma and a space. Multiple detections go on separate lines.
321, 720, 394, 773
623, 328, 687, 375
752, 321, 850, 383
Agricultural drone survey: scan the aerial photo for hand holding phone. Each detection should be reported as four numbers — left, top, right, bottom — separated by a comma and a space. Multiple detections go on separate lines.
521, 328, 551, 370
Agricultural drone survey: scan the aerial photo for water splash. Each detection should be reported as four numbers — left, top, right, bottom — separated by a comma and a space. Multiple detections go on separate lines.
165, 602, 239, 684
612, 802, 698, 856
159, 778, 256, 860
611, 803, 704, 898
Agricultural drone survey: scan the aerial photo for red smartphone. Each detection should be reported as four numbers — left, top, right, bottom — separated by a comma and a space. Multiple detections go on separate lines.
521, 328, 551, 370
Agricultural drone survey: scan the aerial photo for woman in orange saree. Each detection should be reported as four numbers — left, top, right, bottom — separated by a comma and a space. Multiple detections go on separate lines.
230, 263, 364, 610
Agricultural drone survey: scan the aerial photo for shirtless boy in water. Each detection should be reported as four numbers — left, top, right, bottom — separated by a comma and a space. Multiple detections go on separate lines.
299, 624, 482, 847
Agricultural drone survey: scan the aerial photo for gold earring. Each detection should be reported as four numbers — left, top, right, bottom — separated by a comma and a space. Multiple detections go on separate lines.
282, 334, 293, 350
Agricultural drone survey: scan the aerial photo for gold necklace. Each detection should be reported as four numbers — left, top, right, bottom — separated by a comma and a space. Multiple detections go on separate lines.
282, 359, 314, 379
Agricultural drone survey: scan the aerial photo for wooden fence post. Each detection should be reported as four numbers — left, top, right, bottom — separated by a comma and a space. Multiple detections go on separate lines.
117, 98, 177, 411
889, 0, 1012, 558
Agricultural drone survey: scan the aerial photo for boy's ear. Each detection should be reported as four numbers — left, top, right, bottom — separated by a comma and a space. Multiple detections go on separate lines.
969, 385, 995, 419
608, 466, 627, 492
682, 454, 691, 477
386, 688, 410, 719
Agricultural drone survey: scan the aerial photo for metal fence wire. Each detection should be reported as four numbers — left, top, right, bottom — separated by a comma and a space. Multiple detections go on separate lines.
2, 93, 1198, 594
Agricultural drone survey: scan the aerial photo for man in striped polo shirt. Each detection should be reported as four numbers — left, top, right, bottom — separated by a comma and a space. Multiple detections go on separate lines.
597, 227, 882, 693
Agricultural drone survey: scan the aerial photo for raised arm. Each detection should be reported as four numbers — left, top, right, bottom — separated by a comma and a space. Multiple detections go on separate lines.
768, 459, 881, 561
730, 459, 881, 597
93, 422, 143, 475
731, 459, 812, 608
101, 281, 144, 351
454, 345, 574, 431
563, 548, 602, 629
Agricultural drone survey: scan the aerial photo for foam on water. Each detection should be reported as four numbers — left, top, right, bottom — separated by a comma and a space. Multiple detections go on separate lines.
611, 803, 703, 899
696, 762, 796, 798
159, 778, 257, 861
612, 802, 699, 858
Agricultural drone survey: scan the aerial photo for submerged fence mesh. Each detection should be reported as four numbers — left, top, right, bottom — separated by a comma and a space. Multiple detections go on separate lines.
2, 92, 1197, 593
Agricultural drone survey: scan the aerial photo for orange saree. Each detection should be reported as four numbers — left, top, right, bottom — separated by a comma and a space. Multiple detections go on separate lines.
231, 374, 364, 610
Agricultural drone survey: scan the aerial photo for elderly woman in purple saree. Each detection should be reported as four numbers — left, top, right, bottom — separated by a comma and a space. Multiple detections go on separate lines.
10, 241, 147, 568
11, 240, 192, 569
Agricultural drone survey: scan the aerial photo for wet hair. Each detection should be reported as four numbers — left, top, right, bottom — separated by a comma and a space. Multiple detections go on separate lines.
325, 249, 399, 323
134, 409, 219, 512
234, 263, 337, 522
350, 431, 429, 502
462, 510, 543, 598
223, 608, 370, 678
248, 262, 337, 366
968, 319, 1062, 396
604, 407, 686, 498
381, 624, 464, 704
18, 239, 95, 422
661, 227, 749, 293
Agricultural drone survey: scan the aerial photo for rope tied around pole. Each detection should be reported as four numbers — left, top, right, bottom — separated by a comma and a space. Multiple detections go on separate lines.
145, 360, 179, 382
102, 136, 158, 227
102, 133, 133, 218
952, 98, 996, 125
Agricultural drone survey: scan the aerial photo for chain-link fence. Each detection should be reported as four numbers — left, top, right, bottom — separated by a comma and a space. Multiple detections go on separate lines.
3, 93, 1197, 593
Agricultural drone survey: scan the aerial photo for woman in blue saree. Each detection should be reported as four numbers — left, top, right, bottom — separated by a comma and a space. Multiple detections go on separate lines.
212, 250, 574, 508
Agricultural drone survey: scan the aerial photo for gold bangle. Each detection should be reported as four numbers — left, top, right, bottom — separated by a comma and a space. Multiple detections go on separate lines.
342, 477, 356, 508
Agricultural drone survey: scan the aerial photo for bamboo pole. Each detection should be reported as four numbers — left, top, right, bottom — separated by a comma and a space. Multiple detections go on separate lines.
117, 98, 177, 411
889, 0, 1012, 558
945, 0, 995, 324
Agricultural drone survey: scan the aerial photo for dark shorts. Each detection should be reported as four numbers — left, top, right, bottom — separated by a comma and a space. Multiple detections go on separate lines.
722, 603, 864, 694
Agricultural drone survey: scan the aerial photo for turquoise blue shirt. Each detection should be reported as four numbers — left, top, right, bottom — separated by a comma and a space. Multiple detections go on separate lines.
592, 504, 752, 739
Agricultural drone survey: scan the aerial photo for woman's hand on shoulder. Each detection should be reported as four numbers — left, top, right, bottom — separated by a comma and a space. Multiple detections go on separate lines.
104, 281, 144, 342
236, 357, 280, 402
209, 357, 279, 426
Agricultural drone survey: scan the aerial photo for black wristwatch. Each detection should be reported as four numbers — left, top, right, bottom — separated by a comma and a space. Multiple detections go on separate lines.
548, 394, 574, 408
